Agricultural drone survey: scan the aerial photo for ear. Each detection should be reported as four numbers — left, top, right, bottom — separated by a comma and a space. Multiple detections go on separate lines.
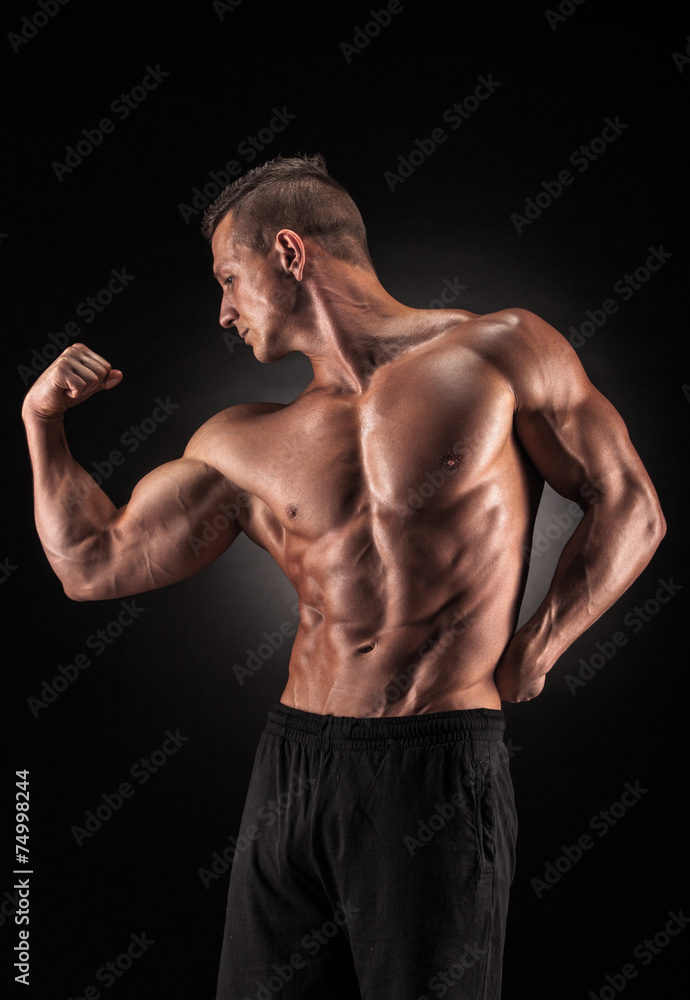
275, 229, 306, 281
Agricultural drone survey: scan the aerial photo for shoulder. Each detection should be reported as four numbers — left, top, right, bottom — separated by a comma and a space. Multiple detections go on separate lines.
457, 307, 568, 355
183, 401, 286, 462
456, 307, 594, 410
424, 306, 569, 359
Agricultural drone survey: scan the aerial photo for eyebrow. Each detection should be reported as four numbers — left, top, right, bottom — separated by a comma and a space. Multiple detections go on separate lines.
213, 262, 236, 281
213, 249, 242, 276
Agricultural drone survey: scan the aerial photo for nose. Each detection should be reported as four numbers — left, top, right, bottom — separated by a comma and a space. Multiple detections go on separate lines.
219, 295, 239, 329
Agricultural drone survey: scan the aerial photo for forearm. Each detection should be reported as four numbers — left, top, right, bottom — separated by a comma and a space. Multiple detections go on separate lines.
23, 410, 117, 598
514, 479, 666, 673
19, 343, 235, 603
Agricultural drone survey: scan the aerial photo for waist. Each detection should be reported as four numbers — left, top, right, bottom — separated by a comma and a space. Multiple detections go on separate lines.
283, 629, 504, 715
266, 701, 505, 750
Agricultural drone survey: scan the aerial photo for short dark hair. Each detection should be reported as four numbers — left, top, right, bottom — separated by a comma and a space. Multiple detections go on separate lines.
201, 153, 373, 269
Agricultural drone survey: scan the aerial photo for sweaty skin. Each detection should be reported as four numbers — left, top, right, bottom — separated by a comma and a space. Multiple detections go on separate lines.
22, 216, 665, 715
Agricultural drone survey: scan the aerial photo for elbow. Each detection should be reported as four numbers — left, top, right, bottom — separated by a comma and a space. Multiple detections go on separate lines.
54, 564, 94, 602
62, 569, 140, 603
649, 502, 667, 549
635, 489, 666, 558
63, 581, 96, 602
62, 572, 111, 603
605, 474, 666, 565
57, 547, 117, 602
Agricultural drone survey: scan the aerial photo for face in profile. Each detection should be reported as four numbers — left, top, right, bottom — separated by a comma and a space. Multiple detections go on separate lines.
212, 214, 300, 363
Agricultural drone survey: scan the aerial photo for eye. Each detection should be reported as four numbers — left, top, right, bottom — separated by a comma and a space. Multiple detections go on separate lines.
224, 276, 234, 287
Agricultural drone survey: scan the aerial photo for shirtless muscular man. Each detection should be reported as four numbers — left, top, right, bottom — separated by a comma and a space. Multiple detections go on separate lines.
22, 155, 665, 999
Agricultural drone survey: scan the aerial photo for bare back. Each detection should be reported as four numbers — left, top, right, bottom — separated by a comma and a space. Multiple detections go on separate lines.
191, 311, 543, 716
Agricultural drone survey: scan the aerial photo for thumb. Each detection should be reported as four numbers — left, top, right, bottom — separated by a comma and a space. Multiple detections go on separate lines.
103, 369, 123, 389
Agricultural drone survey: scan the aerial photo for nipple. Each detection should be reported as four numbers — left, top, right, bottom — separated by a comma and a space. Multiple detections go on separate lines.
440, 451, 461, 472
286, 505, 298, 520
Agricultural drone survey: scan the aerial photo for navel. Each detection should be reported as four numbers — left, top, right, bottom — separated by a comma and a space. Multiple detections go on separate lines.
356, 642, 377, 655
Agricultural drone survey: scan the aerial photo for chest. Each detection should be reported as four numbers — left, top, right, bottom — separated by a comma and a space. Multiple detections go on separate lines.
224, 350, 515, 535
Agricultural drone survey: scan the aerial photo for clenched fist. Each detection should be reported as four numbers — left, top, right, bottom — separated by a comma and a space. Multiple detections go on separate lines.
22, 344, 123, 421
493, 627, 549, 703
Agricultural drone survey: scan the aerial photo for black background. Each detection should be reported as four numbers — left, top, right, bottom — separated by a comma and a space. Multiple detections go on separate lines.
3, 1, 688, 997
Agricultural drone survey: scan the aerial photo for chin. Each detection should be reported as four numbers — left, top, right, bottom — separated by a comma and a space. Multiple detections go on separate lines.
252, 348, 277, 364
252, 339, 289, 364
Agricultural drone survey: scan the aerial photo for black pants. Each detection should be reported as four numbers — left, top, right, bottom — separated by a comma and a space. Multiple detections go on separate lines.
215, 703, 517, 1000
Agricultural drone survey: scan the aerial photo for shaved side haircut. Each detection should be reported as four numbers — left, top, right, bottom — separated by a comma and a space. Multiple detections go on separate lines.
201, 153, 374, 270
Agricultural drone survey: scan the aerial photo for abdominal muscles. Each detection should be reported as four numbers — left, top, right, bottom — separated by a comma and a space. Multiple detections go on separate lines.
279, 483, 528, 716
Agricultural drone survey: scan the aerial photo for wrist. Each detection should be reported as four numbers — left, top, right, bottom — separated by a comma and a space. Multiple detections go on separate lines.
22, 398, 66, 426
510, 616, 556, 674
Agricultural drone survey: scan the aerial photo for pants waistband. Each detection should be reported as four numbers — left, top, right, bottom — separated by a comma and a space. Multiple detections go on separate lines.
265, 702, 505, 751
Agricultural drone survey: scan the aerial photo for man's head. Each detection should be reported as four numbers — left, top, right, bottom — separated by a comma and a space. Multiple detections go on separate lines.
206, 154, 382, 364
201, 153, 374, 271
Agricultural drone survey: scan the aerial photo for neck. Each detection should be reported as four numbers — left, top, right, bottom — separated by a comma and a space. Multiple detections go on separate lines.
288, 258, 421, 393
